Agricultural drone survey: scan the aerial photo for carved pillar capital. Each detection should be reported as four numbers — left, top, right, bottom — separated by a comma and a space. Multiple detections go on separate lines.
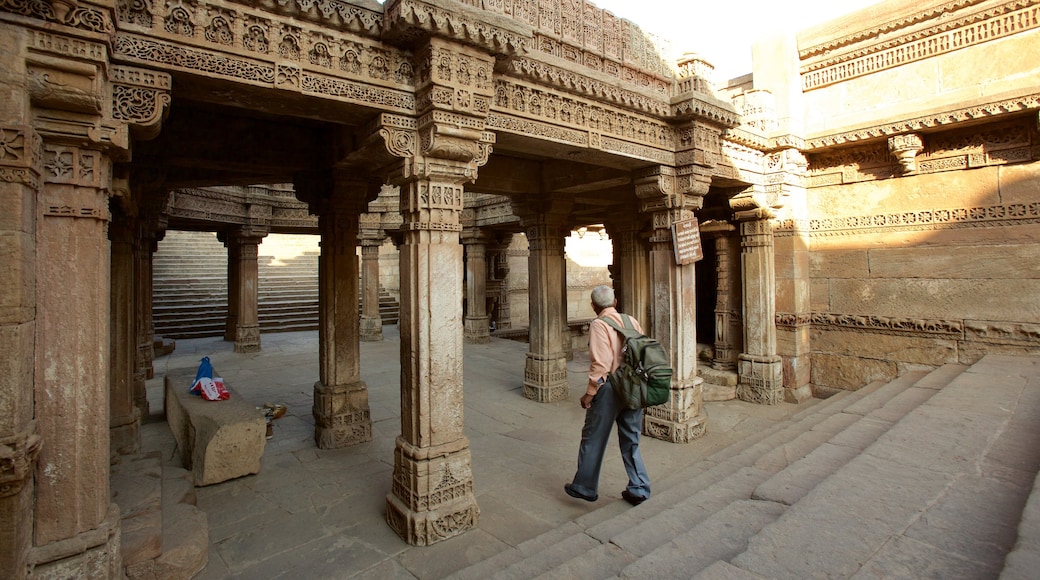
0, 426, 43, 499
109, 65, 172, 141
888, 133, 924, 173
635, 165, 706, 219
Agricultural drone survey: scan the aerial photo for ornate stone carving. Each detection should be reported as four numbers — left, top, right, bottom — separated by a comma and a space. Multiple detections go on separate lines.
780, 311, 964, 337
807, 92, 1040, 149
801, 1, 1039, 90
888, 133, 923, 173
0, 0, 112, 32
110, 65, 171, 138
0, 427, 43, 498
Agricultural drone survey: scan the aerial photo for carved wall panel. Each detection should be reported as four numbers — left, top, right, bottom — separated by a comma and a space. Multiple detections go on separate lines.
808, 115, 1040, 186
801, 1, 1040, 91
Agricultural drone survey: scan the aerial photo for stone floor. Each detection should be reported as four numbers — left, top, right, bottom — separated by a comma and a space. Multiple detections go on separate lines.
143, 327, 819, 579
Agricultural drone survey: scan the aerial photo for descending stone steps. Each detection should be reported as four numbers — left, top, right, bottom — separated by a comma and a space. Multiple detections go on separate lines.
111, 447, 208, 579
449, 357, 1040, 580
153, 231, 400, 339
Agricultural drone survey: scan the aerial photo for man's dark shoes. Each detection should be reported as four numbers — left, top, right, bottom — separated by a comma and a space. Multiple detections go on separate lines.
564, 483, 597, 502
621, 490, 647, 506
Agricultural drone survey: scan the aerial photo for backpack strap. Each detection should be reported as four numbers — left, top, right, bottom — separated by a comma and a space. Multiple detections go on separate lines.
598, 313, 642, 339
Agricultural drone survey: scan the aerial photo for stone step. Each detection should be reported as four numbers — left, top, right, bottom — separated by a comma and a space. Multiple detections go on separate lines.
720, 355, 1040, 579
448, 370, 941, 580
112, 449, 209, 580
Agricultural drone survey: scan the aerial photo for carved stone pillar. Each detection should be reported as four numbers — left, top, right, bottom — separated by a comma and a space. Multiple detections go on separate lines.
33, 141, 123, 577
223, 231, 239, 342
359, 238, 384, 342
606, 217, 651, 325
515, 208, 571, 403
109, 203, 141, 457
382, 144, 483, 545
223, 227, 267, 353
0, 121, 43, 580
702, 224, 741, 371
133, 230, 159, 418
12, 26, 170, 576
636, 167, 708, 443
371, 28, 500, 545
735, 208, 784, 405
296, 173, 374, 450
462, 230, 490, 344
491, 236, 512, 329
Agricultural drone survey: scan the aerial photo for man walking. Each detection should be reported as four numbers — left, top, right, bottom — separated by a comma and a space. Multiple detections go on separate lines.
565, 285, 651, 506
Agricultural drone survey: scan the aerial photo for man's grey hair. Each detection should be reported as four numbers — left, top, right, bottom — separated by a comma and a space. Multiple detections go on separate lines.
591, 285, 615, 309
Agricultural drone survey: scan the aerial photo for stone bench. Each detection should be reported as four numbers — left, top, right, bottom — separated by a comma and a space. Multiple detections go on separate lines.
164, 368, 266, 486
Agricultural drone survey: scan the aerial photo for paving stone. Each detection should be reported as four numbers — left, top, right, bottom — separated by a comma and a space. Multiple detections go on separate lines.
904, 474, 1029, 571
842, 371, 926, 416
852, 534, 995, 580
828, 416, 893, 450
866, 386, 938, 423
534, 542, 636, 580
620, 500, 784, 579
752, 443, 860, 506
691, 560, 769, 580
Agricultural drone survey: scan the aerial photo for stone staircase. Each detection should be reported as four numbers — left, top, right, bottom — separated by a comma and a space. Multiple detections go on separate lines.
110, 430, 209, 579
448, 355, 1040, 579
153, 230, 399, 339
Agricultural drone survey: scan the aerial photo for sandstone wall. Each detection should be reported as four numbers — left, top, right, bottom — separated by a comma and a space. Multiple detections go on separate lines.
804, 160, 1040, 392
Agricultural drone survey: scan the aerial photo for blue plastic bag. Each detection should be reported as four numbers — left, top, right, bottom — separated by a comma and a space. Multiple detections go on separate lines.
190, 356, 214, 395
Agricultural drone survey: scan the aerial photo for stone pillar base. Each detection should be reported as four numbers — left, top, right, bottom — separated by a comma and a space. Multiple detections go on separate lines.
29, 503, 122, 579
643, 378, 708, 443
464, 316, 490, 344
313, 380, 372, 449
360, 316, 383, 342
699, 367, 738, 402
522, 353, 569, 402
386, 441, 479, 546
110, 408, 142, 456
785, 384, 814, 404
234, 325, 261, 354
737, 354, 784, 405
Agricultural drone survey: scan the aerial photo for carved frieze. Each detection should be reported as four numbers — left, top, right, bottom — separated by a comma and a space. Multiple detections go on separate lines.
770, 312, 1040, 345
0, 427, 43, 498
490, 77, 673, 156
0, 0, 112, 33
809, 115, 1040, 185
807, 93, 1040, 150
801, 1, 1040, 90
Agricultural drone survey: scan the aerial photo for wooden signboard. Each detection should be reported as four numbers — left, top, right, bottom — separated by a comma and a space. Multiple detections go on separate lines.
672, 218, 703, 265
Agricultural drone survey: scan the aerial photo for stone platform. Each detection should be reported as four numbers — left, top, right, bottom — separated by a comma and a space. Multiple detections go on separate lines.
163, 369, 267, 486
141, 329, 1040, 579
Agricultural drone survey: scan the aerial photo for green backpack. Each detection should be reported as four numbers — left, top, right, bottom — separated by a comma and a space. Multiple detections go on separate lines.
599, 314, 673, 410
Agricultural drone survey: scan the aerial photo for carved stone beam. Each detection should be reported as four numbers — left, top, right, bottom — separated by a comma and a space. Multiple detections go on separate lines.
109, 66, 172, 142
636, 165, 707, 218
888, 133, 924, 173
383, 0, 532, 58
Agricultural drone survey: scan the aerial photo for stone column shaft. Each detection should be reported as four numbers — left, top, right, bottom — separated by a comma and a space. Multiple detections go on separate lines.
636, 167, 707, 443
33, 150, 119, 569
521, 219, 569, 403
610, 221, 651, 325
224, 236, 240, 342
312, 186, 372, 449
132, 234, 155, 418
225, 228, 265, 353
0, 137, 42, 580
359, 240, 384, 342
387, 171, 478, 546
109, 209, 140, 457
712, 232, 741, 370
463, 235, 490, 344
736, 210, 783, 405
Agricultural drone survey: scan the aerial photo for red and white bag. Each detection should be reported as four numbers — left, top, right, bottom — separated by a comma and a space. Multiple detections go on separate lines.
193, 377, 230, 401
